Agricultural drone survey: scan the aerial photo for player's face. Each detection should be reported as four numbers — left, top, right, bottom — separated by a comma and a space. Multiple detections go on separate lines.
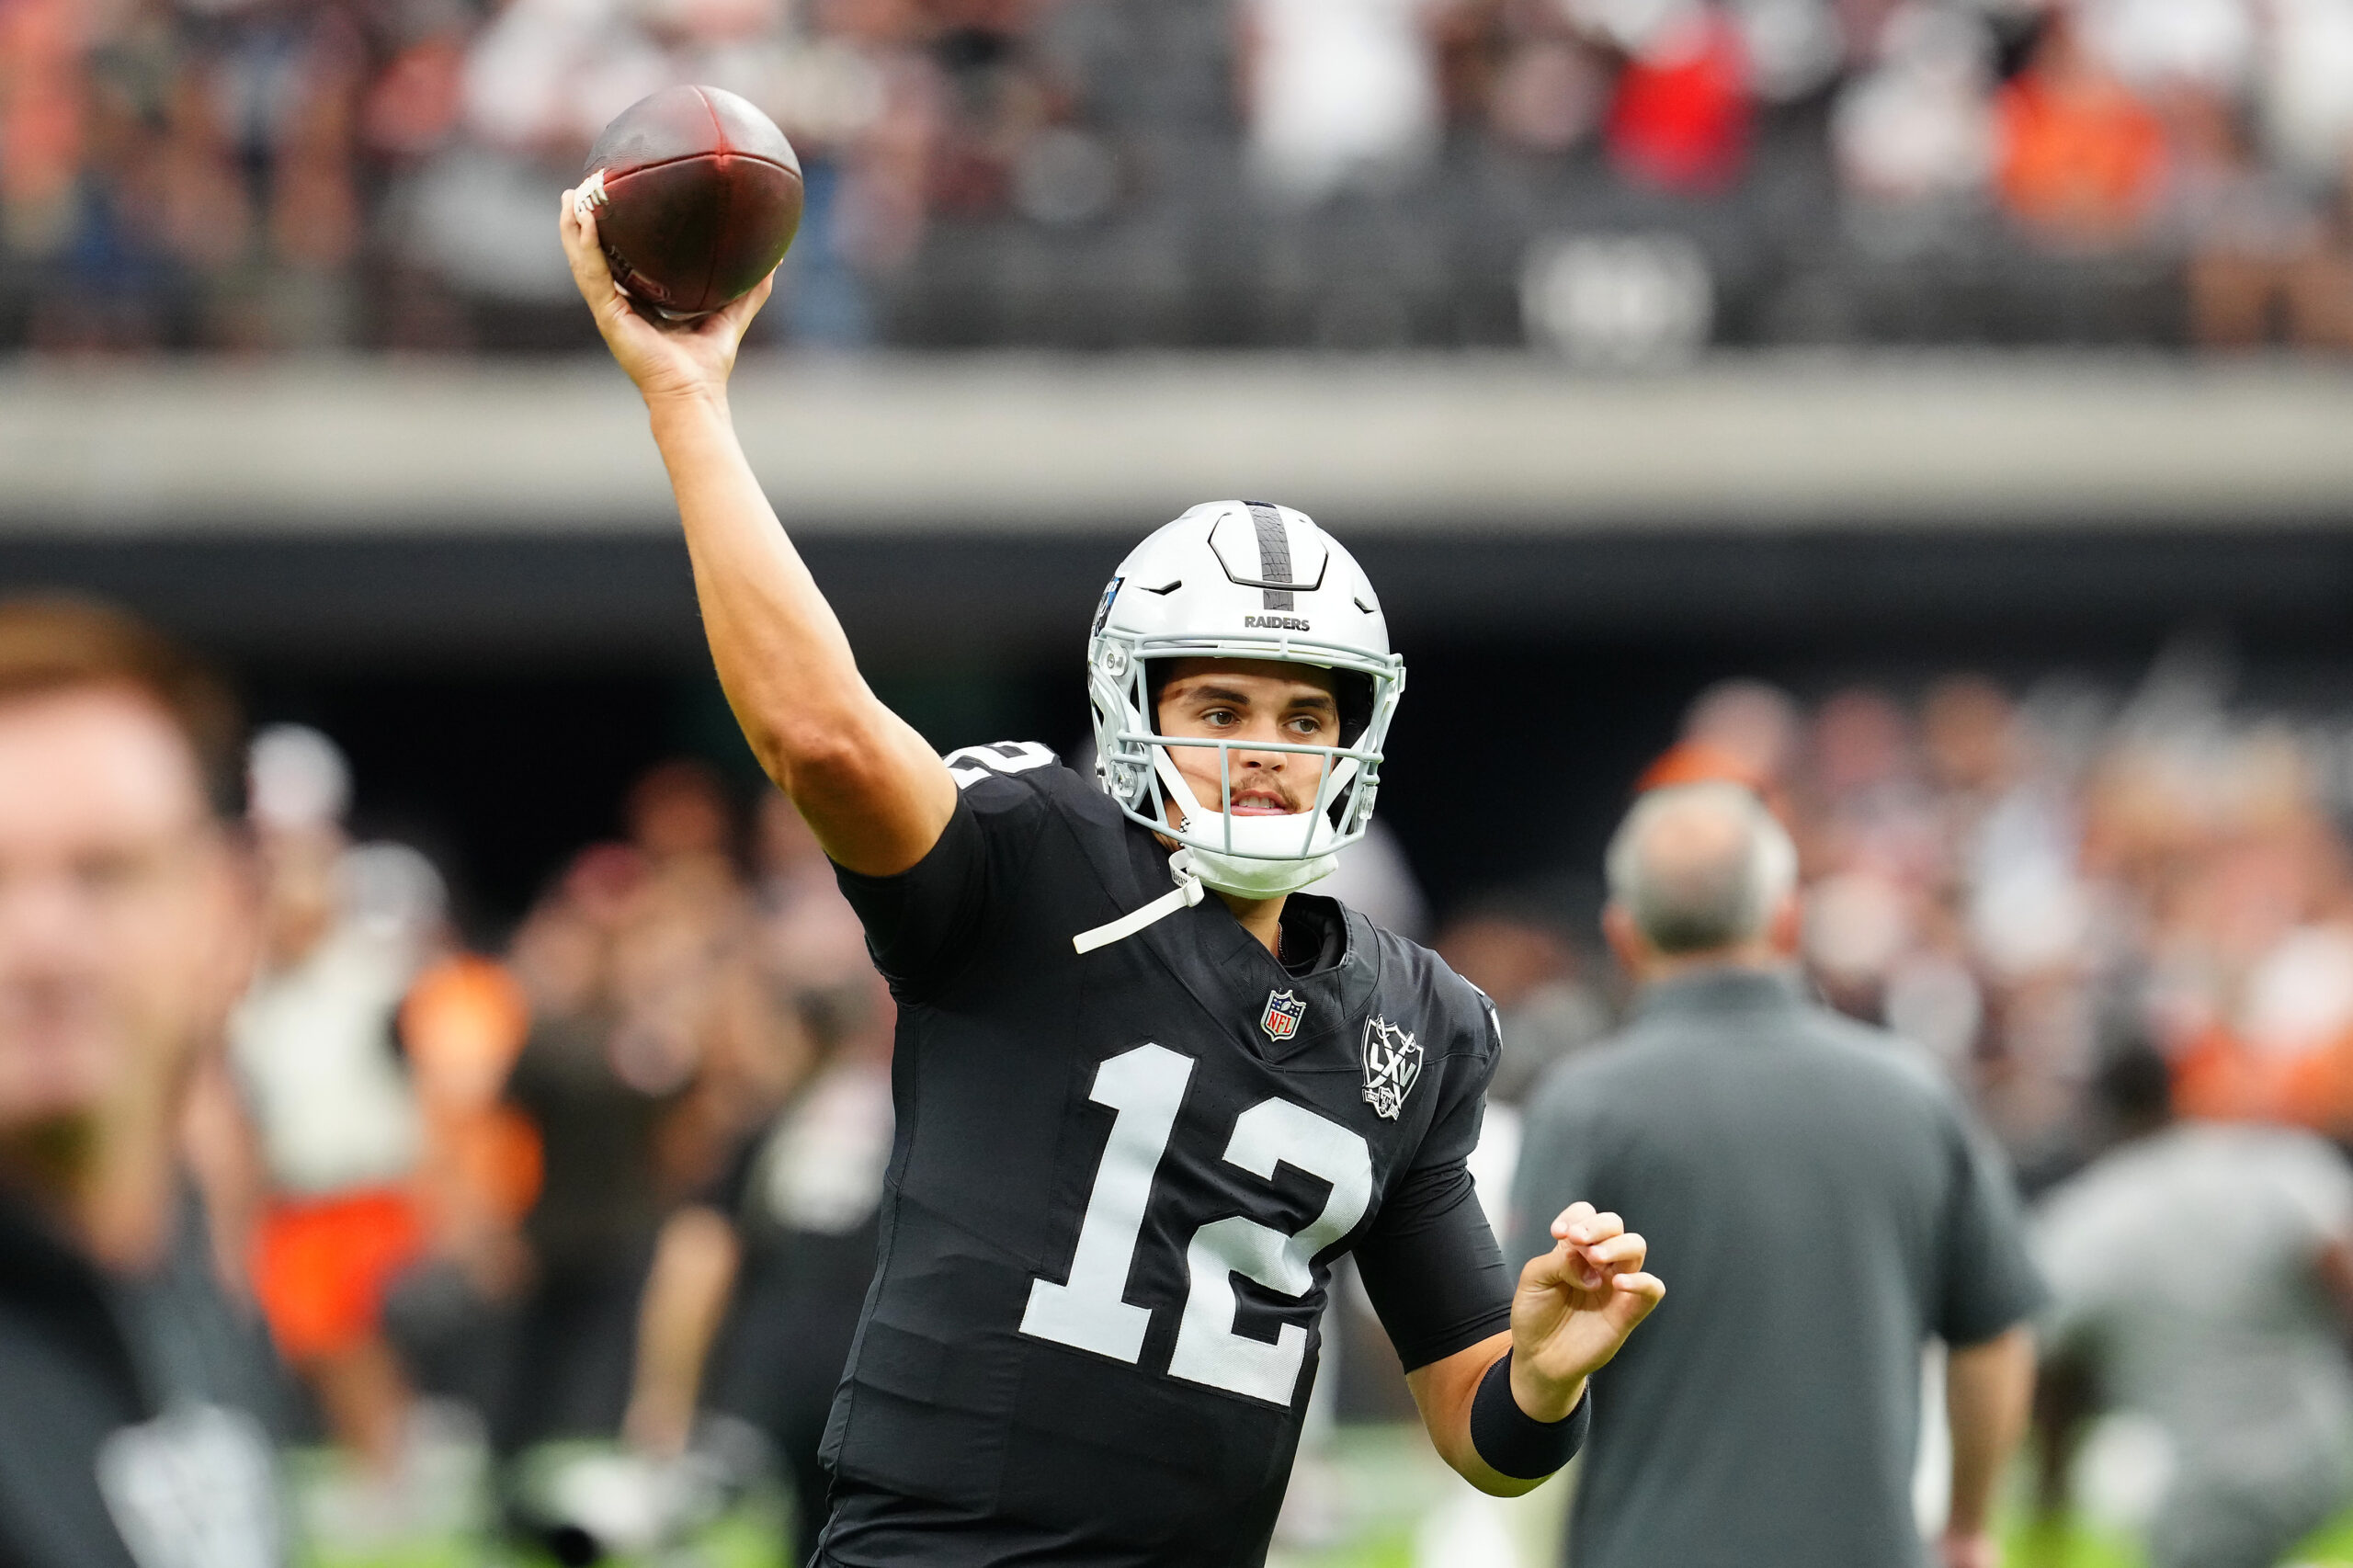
0, 689, 244, 1136
1154, 659, 1339, 818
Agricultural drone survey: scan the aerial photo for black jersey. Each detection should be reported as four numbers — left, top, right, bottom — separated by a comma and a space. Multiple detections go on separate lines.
0, 1190, 284, 1568
817, 745, 1512, 1568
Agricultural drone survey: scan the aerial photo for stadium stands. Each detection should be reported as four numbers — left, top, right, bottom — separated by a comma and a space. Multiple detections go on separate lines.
8, 0, 2352, 354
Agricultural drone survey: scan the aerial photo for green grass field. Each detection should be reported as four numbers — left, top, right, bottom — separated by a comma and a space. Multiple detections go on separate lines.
290, 1424, 2353, 1568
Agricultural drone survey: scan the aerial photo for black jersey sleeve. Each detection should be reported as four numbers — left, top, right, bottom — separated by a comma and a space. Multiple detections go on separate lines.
832, 743, 1063, 996
1352, 990, 1513, 1372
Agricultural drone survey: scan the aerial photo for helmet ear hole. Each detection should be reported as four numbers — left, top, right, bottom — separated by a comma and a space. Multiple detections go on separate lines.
1335, 671, 1375, 749
1143, 661, 1175, 733
1324, 762, 1370, 832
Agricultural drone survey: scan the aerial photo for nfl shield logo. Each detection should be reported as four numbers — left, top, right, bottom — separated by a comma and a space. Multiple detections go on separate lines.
1261, 989, 1307, 1043
1360, 1017, 1423, 1119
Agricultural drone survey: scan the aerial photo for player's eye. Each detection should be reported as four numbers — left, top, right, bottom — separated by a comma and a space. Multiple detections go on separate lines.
1199, 707, 1237, 727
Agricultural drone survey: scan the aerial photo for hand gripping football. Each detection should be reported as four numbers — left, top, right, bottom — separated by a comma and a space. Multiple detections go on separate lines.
574, 85, 804, 320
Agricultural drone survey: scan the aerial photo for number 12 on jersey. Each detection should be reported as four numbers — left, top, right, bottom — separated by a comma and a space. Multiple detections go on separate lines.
1019, 1044, 1373, 1405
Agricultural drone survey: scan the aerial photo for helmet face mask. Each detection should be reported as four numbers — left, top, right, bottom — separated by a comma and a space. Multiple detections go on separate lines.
1086, 502, 1405, 899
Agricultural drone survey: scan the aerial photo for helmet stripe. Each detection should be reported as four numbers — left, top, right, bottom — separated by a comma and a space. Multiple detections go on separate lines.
1244, 502, 1294, 611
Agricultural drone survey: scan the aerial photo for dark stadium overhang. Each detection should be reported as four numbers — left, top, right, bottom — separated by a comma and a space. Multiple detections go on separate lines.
6, 527, 2353, 672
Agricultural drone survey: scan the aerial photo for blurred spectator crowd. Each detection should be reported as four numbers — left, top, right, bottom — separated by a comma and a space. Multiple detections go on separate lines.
6, 0, 2353, 354
1447, 654, 2353, 1202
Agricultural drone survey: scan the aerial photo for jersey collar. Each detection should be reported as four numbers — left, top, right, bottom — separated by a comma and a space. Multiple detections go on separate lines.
1097, 813, 1381, 1064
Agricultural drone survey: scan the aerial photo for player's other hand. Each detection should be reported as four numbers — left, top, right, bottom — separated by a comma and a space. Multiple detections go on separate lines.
558, 188, 774, 408
1508, 1200, 1665, 1421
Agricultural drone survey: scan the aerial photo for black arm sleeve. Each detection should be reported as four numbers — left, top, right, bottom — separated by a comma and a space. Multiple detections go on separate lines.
1353, 1031, 1513, 1371
1354, 1162, 1514, 1371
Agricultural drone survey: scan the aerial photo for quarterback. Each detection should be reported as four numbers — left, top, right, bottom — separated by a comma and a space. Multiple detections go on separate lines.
560, 198, 1664, 1567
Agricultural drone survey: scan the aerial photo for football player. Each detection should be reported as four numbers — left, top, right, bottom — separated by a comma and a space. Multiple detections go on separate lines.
559, 196, 1664, 1567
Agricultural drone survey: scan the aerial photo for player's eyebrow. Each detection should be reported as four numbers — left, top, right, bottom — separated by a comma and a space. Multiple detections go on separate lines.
1176, 683, 1258, 707
1176, 682, 1336, 711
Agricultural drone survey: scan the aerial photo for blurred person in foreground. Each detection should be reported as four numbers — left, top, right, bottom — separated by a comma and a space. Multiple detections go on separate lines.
1513, 780, 2045, 1568
2032, 1041, 2353, 1568
558, 189, 1662, 1568
0, 598, 283, 1568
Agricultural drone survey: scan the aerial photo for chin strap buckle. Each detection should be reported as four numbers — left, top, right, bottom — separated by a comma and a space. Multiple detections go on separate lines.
1073, 849, 1205, 955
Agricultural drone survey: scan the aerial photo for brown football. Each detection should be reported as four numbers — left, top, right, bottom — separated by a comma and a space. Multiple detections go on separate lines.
575, 85, 804, 320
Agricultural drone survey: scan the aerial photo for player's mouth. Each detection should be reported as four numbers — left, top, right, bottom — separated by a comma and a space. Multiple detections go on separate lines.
1226, 788, 1296, 815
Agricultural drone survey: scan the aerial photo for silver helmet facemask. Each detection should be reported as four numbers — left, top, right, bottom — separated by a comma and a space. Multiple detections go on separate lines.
1088, 628, 1404, 900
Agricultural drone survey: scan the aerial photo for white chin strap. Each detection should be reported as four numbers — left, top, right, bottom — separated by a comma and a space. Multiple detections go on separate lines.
1073, 848, 1206, 954
1070, 748, 1342, 955
1148, 744, 1347, 893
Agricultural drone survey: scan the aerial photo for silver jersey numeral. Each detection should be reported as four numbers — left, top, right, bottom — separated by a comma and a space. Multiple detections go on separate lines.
1021, 1044, 1374, 1406
1020, 1043, 1193, 1362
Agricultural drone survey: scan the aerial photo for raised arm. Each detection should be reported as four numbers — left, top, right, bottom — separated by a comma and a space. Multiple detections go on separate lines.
559, 194, 956, 876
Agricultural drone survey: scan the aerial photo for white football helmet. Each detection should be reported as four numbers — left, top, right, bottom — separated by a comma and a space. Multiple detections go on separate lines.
1086, 500, 1405, 902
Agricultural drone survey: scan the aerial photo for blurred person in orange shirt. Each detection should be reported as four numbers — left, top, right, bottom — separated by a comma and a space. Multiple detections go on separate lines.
0, 597, 284, 1568
400, 952, 538, 1299
231, 726, 444, 1488
362, 943, 542, 1439
1995, 8, 2168, 246
0, 0, 85, 254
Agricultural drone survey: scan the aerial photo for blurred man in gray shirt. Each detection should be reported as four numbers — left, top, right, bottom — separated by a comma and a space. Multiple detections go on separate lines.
1511, 782, 2044, 1568
2036, 1042, 2353, 1568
